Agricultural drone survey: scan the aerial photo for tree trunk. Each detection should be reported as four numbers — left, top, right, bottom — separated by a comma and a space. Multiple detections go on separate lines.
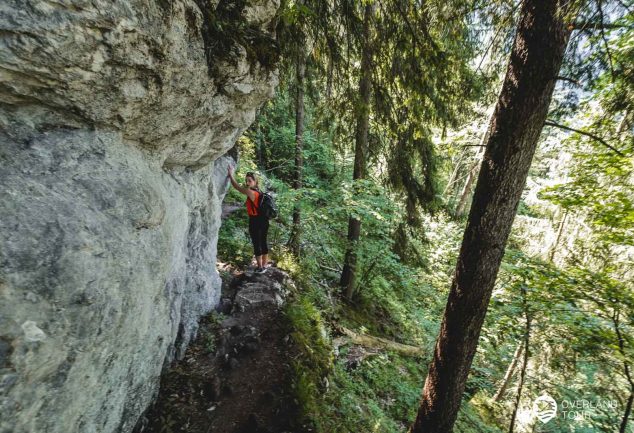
548, 210, 568, 262
453, 147, 484, 218
443, 150, 468, 196
256, 116, 264, 168
409, 2, 571, 432
508, 289, 531, 433
289, 50, 306, 256
340, 3, 373, 299
621, 393, 633, 433
492, 342, 524, 402
614, 311, 634, 433
454, 111, 493, 218
617, 109, 629, 137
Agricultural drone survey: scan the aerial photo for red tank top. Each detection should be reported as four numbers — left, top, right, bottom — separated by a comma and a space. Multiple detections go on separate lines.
245, 190, 260, 216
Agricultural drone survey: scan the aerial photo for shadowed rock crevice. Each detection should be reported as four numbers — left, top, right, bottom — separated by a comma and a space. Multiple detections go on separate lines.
192, 0, 281, 80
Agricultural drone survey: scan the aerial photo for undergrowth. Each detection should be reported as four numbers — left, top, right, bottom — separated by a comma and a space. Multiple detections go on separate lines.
215, 100, 501, 433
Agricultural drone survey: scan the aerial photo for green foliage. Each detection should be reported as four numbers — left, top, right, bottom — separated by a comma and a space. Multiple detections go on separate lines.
539, 136, 633, 246
193, 0, 280, 79
217, 213, 254, 267
284, 288, 334, 427
214, 8, 634, 431
468, 249, 634, 432
286, 295, 333, 377
157, 413, 178, 433
202, 333, 216, 354
207, 311, 227, 327
310, 354, 427, 433
539, 15, 634, 248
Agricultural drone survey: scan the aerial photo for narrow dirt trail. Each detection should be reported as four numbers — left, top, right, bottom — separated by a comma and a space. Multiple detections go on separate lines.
134, 266, 305, 433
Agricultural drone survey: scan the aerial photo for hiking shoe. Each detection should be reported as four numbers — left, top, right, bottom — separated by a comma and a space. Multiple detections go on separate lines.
255, 267, 266, 274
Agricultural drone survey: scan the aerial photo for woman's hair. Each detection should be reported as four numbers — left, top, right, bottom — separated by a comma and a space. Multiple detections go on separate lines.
245, 172, 259, 188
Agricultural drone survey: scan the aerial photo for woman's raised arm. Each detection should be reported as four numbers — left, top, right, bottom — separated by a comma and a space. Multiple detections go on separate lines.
227, 167, 256, 202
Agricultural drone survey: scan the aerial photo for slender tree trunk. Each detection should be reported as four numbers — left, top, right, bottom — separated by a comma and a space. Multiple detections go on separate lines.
617, 109, 629, 137
454, 147, 484, 218
409, 2, 571, 432
548, 210, 568, 262
613, 311, 634, 433
443, 150, 468, 197
509, 290, 531, 433
622, 393, 633, 433
493, 342, 524, 402
454, 112, 493, 218
289, 50, 306, 256
256, 116, 264, 168
340, 3, 372, 299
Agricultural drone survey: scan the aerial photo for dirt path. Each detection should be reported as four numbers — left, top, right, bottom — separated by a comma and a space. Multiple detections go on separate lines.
134, 266, 304, 433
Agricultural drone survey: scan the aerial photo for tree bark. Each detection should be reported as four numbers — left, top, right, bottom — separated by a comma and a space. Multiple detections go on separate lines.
326, 49, 334, 100
289, 50, 306, 256
492, 342, 524, 402
508, 289, 531, 433
409, 2, 571, 432
340, 3, 373, 299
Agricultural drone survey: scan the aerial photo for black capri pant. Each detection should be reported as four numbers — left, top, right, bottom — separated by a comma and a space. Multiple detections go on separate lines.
248, 215, 269, 256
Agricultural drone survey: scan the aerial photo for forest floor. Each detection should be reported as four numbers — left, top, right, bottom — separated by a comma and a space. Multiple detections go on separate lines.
134, 264, 308, 433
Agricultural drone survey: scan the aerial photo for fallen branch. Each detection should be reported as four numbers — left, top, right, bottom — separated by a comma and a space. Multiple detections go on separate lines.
317, 263, 342, 274
335, 326, 425, 357
333, 338, 381, 365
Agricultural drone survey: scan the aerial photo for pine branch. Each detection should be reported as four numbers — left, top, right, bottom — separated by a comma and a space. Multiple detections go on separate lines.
569, 22, 631, 30
556, 76, 581, 85
544, 120, 625, 156
597, 0, 616, 80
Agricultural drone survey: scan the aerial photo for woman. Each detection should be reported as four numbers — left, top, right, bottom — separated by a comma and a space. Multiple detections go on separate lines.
227, 167, 270, 273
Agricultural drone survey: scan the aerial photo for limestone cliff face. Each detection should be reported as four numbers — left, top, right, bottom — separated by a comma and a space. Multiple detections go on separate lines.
0, 1, 279, 432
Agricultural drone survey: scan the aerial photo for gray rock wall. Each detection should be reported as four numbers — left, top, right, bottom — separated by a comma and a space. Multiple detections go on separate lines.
0, 0, 279, 432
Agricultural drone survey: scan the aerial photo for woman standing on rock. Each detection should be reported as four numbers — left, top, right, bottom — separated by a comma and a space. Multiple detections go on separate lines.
227, 167, 270, 274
